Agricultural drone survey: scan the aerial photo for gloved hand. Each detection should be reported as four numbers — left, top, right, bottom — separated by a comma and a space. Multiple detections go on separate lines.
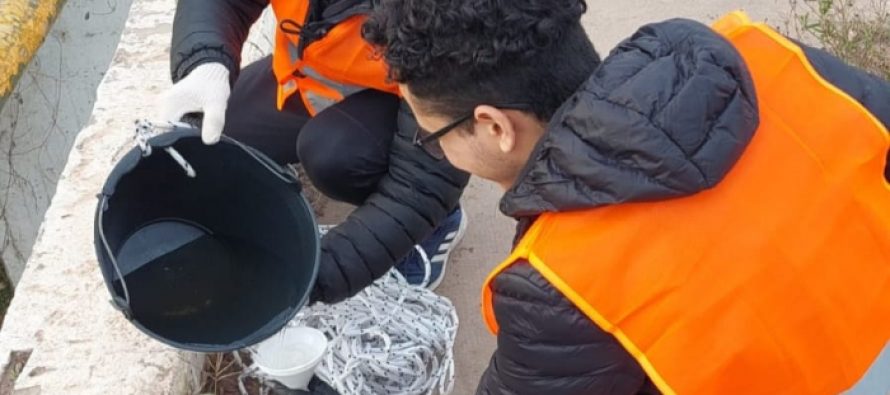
160, 62, 231, 144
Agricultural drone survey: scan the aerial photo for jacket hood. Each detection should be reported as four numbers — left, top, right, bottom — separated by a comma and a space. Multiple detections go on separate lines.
501, 19, 759, 218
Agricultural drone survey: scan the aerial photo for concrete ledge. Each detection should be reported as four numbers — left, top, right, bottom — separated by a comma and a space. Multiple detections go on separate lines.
0, 0, 204, 393
1, 0, 132, 285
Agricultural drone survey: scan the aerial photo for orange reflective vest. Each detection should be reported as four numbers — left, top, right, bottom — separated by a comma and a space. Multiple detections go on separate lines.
482, 11, 890, 395
269, 0, 399, 115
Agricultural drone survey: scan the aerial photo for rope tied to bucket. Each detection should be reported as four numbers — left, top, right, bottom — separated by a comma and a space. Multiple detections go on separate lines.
242, 240, 458, 395
134, 119, 196, 177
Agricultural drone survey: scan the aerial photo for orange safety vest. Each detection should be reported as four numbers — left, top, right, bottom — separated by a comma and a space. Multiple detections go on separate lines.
269, 0, 399, 115
482, 11, 890, 395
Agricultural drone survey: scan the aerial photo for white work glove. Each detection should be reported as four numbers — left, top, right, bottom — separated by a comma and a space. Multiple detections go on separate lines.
160, 62, 231, 144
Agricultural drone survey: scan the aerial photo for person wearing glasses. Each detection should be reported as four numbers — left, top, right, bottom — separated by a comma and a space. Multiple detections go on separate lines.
160, 0, 470, 306
365, 0, 890, 393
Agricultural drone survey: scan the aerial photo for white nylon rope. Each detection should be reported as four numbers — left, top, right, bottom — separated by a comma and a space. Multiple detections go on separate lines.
243, 230, 459, 395
134, 119, 196, 177
295, 269, 457, 395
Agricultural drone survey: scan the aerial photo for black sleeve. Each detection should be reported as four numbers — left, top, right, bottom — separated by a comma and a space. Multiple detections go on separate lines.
170, 0, 270, 85
476, 261, 659, 395
311, 101, 470, 304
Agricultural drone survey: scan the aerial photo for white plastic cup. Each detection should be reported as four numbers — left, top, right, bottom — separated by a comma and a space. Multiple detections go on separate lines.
252, 326, 329, 390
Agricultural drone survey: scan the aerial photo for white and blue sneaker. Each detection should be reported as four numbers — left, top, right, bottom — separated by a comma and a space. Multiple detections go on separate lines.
395, 206, 468, 289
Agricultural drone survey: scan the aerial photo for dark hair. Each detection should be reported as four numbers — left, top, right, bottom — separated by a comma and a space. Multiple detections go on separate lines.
363, 0, 601, 122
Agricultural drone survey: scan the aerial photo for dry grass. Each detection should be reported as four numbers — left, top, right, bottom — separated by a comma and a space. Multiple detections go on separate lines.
0, 350, 30, 394
291, 163, 327, 217
198, 352, 261, 395
788, 0, 890, 79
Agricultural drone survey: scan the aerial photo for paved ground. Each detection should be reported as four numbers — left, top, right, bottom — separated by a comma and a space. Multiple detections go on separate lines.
420, 2, 791, 394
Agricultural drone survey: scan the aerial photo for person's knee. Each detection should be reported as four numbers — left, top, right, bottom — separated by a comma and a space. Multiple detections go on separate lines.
296, 117, 383, 204
297, 127, 353, 201
297, 90, 399, 204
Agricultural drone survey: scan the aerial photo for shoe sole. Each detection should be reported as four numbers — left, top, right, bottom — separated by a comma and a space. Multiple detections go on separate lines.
427, 208, 469, 291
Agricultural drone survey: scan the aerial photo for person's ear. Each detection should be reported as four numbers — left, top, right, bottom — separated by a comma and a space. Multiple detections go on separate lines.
474, 105, 517, 153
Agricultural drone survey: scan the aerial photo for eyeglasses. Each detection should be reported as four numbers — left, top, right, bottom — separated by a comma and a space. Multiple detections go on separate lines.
413, 103, 534, 160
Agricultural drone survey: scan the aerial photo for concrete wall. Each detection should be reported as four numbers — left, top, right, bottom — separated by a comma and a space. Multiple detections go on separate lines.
0, 0, 205, 393
0, 1, 282, 392
0, 0, 132, 283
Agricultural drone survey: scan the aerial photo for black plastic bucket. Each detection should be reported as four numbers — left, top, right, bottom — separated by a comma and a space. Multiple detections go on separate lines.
94, 129, 319, 352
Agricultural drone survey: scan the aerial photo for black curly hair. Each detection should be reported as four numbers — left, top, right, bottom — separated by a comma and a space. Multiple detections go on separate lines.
363, 0, 600, 123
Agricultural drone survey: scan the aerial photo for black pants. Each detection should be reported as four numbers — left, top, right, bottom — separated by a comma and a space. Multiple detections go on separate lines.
223, 56, 400, 206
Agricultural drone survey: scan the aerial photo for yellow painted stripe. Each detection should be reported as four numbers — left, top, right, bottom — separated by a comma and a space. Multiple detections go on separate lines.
0, 0, 65, 100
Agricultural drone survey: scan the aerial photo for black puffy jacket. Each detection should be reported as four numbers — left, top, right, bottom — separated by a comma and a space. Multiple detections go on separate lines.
477, 19, 890, 395
169, 0, 470, 304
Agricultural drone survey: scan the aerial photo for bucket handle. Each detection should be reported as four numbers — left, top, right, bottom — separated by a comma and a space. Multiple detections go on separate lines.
220, 134, 301, 187
97, 195, 133, 319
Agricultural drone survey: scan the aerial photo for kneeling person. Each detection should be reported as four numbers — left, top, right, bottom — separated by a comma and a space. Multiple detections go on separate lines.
365, 1, 890, 393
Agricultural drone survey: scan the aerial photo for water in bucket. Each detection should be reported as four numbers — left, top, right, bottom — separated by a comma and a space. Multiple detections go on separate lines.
113, 220, 299, 346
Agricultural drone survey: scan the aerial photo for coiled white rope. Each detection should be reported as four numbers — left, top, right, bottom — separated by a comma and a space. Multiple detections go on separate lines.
293, 267, 458, 395
240, 234, 459, 395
